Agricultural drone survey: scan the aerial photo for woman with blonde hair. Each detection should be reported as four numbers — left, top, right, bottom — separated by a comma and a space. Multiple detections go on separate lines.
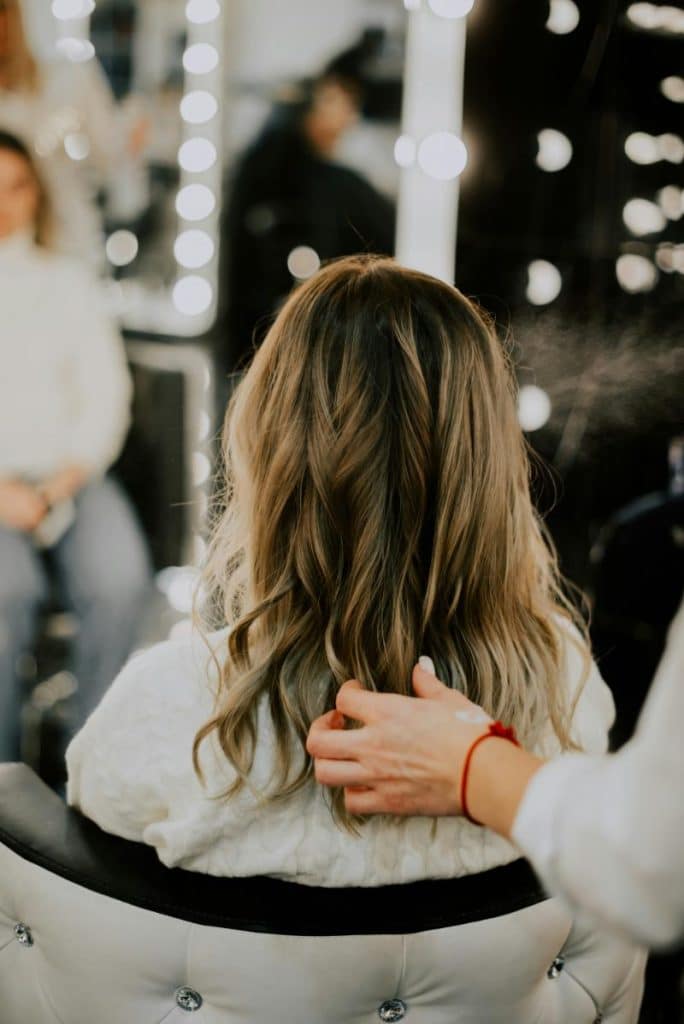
67, 255, 644, 1020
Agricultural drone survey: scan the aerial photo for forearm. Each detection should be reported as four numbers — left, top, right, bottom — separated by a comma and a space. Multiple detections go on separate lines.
464, 738, 544, 838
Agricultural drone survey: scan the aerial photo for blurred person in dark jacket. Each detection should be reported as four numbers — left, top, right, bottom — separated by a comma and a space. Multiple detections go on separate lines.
222, 32, 395, 373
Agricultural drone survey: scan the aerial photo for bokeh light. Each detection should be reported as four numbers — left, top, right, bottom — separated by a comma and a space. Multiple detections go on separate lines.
546, 0, 580, 34
178, 137, 217, 173
173, 276, 214, 315
428, 0, 475, 17
417, 132, 468, 180
536, 129, 573, 172
182, 43, 219, 75
622, 198, 667, 235
64, 132, 90, 161
180, 91, 218, 125
105, 230, 139, 268
185, 0, 221, 24
176, 184, 216, 221
56, 38, 95, 62
526, 260, 562, 305
287, 246, 321, 281
615, 254, 658, 292
518, 385, 552, 432
394, 134, 417, 168
174, 229, 215, 269
51, 0, 95, 18
661, 76, 684, 103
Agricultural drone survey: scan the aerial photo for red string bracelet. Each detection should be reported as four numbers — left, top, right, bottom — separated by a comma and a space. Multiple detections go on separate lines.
459, 721, 520, 826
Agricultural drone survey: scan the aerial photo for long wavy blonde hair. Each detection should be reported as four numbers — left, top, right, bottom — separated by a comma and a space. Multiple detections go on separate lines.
194, 255, 589, 822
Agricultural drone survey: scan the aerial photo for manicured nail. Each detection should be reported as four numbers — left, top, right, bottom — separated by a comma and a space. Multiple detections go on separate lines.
418, 655, 435, 676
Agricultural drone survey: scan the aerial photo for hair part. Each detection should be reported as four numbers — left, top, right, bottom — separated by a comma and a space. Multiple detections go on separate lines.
194, 255, 590, 828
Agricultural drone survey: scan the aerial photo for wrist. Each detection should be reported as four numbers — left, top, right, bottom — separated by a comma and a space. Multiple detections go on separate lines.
465, 737, 545, 838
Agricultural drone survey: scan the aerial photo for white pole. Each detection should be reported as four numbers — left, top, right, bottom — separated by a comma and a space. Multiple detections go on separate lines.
395, 3, 470, 285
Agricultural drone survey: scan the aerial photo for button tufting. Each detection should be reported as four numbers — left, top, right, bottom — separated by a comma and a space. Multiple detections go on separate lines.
547, 955, 565, 979
378, 999, 407, 1022
13, 923, 33, 947
175, 986, 203, 1012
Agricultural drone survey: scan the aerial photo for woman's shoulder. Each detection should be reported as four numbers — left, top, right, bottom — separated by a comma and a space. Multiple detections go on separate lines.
98, 625, 228, 714
544, 613, 616, 755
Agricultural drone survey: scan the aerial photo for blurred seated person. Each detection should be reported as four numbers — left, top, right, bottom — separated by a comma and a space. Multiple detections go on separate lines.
0, 130, 151, 764
223, 40, 395, 373
0, 0, 147, 263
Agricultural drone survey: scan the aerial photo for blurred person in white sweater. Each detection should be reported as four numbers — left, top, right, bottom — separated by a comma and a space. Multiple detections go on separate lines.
0, 129, 150, 763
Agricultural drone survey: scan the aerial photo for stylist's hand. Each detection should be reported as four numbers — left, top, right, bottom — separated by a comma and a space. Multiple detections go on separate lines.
0, 479, 48, 532
307, 659, 492, 817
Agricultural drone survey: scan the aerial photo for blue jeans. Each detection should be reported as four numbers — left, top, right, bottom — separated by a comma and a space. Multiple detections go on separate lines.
0, 477, 152, 762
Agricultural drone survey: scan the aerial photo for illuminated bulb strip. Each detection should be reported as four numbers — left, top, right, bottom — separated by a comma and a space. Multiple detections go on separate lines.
173, 2, 225, 331
395, 4, 470, 282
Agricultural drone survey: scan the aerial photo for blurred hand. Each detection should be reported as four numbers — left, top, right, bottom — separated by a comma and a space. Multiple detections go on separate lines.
38, 464, 88, 506
307, 660, 493, 817
0, 479, 48, 532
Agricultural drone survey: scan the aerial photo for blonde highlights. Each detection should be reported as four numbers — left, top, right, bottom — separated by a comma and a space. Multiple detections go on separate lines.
195, 255, 589, 823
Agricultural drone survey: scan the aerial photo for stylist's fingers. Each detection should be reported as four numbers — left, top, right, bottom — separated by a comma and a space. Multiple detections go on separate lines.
306, 709, 345, 756
411, 658, 450, 700
314, 759, 375, 787
344, 787, 386, 816
336, 680, 389, 723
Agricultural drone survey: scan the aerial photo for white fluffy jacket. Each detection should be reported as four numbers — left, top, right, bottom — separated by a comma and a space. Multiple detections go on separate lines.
66, 622, 615, 887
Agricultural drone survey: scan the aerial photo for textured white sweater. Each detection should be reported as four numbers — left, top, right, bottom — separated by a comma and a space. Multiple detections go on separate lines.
0, 233, 131, 479
66, 622, 615, 887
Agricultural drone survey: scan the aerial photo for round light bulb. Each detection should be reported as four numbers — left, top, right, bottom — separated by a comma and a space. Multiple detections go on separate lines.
536, 129, 573, 172
526, 260, 562, 305
428, 0, 475, 17
56, 37, 95, 62
105, 230, 139, 268
518, 385, 552, 432
287, 246, 321, 281
622, 198, 667, 235
185, 0, 221, 24
417, 132, 468, 181
51, 0, 95, 18
174, 229, 215, 269
394, 134, 417, 168
176, 184, 216, 221
546, 0, 580, 34
183, 44, 219, 75
180, 90, 218, 125
659, 133, 684, 163
624, 132, 660, 165
64, 131, 90, 161
615, 254, 658, 293
178, 137, 217, 173
173, 276, 214, 316
660, 76, 684, 103
657, 186, 683, 221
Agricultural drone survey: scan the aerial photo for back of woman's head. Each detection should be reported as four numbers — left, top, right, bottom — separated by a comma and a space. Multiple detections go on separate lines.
196, 255, 587, 818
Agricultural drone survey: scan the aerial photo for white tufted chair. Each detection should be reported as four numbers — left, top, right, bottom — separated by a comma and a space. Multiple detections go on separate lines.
0, 763, 645, 1023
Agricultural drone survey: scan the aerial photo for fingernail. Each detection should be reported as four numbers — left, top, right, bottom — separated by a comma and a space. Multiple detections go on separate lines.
418, 655, 435, 676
